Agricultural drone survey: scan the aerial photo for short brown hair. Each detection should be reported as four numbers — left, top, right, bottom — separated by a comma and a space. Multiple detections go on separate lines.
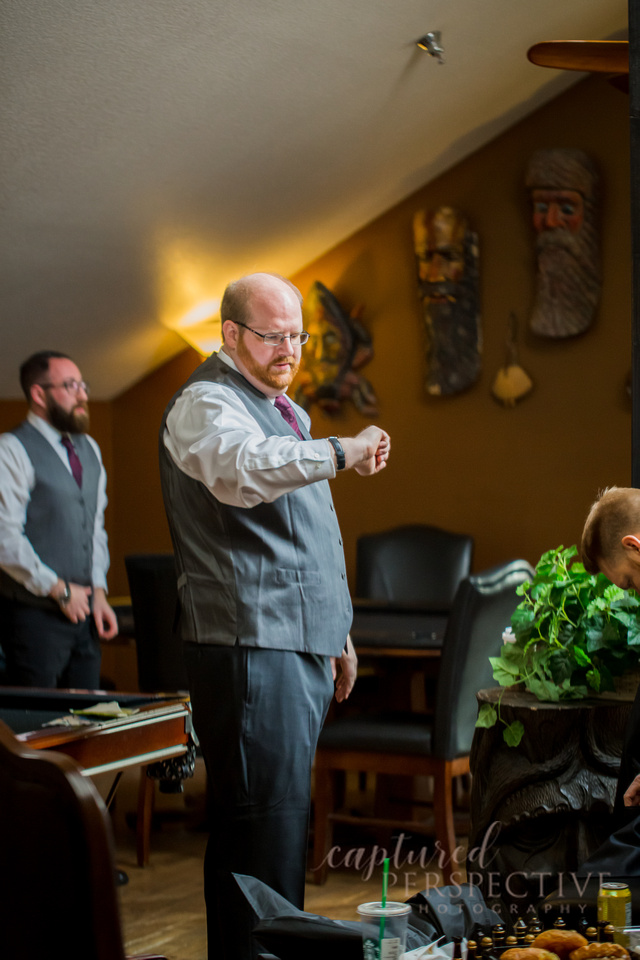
581, 486, 640, 573
19, 350, 72, 402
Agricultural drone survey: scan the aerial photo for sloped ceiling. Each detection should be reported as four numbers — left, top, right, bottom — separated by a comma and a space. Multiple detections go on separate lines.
0, 0, 628, 398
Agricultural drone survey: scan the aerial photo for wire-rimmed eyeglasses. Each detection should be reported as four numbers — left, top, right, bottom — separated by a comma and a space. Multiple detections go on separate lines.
40, 379, 90, 396
233, 320, 309, 346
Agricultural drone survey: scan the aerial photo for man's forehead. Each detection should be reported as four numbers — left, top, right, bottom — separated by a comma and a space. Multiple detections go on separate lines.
48, 357, 82, 378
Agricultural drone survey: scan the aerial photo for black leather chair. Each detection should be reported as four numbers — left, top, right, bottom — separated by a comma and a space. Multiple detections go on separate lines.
312, 559, 534, 885
0, 719, 168, 960
124, 554, 188, 695
355, 524, 474, 607
124, 554, 192, 866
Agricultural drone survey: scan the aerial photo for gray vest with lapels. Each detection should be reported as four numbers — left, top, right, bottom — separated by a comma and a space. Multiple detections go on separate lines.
0, 421, 101, 607
159, 353, 353, 655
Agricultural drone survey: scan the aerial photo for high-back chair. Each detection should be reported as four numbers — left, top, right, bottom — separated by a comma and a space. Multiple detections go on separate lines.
356, 524, 474, 607
125, 554, 188, 694
125, 554, 191, 866
0, 719, 168, 960
312, 559, 534, 884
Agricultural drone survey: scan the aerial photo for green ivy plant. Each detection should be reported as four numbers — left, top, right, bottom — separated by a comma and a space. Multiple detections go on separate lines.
475, 544, 640, 747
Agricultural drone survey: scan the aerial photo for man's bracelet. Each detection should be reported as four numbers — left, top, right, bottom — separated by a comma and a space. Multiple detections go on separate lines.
328, 436, 346, 471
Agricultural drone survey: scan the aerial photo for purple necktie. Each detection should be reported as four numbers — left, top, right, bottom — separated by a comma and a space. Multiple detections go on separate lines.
61, 436, 83, 488
274, 395, 304, 440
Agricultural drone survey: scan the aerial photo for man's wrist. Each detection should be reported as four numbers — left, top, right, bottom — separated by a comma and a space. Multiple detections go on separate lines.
57, 580, 71, 607
327, 436, 346, 471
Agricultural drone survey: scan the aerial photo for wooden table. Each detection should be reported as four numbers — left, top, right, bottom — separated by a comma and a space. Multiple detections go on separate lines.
350, 601, 448, 658
0, 686, 192, 775
0, 686, 193, 865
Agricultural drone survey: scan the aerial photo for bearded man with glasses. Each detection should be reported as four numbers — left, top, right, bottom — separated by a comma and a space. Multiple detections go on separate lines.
0, 350, 117, 688
161, 272, 390, 960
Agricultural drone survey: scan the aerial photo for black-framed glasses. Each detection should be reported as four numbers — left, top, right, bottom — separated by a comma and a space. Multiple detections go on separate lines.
233, 320, 309, 346
40, 379, 90, 396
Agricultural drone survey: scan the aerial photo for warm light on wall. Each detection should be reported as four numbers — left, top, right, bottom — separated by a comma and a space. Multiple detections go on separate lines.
174, 299, 222, 356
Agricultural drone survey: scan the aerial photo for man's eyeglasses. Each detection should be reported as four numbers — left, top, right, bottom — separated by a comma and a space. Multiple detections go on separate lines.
40, 379, 90, 396
233, 321, 309, 346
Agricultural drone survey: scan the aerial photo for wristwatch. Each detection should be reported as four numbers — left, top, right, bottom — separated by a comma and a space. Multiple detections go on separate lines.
327, 436, 346, 471
58, 580, 71, 607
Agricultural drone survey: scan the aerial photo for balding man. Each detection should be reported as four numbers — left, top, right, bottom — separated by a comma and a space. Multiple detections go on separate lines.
160, 273, 390, 960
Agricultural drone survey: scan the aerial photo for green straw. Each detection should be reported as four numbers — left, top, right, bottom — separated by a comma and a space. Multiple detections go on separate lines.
379, 857, 390, 946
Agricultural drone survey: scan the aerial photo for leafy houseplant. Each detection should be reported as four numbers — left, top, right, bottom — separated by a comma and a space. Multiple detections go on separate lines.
476, 544, 640, 746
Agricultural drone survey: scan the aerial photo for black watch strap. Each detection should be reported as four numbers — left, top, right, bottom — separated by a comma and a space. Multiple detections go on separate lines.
328, 436, 346, 471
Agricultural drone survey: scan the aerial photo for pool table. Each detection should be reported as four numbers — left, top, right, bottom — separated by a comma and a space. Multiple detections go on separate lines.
0, 686, 192, 777
0, 686, 195, 866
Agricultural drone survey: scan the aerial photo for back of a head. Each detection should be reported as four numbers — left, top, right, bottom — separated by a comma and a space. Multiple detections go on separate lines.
581, 486, 640, 573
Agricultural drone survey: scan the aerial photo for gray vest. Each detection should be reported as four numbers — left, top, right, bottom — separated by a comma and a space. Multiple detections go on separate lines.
0, 421, 101, 607
159, 354, 352, 655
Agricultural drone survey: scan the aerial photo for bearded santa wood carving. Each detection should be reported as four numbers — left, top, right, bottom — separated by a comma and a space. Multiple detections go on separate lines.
525, 148, 601, 338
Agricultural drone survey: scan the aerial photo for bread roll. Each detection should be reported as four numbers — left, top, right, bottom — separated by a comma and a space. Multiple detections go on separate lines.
502, 949, 560, 960
533, 930, 588, 960
570, 944, 629, 960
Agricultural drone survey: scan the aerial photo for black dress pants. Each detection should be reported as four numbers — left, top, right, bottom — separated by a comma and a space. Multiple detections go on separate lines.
0, 598, 101, 689
183, 642, 335, 960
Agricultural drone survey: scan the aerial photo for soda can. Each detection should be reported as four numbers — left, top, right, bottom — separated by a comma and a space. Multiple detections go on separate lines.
598, 882, 632, 929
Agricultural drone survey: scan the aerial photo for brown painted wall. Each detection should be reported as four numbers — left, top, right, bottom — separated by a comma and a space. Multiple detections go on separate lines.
290, 75, 632, 587
0, 75, 632, 597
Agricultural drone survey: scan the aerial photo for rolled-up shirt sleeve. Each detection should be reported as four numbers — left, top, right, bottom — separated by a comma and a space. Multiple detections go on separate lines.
0, 434, 58, 596
87, 436, 110, 592
164, 383, 336, 508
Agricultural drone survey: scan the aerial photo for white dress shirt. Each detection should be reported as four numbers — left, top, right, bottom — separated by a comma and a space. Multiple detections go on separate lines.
163, 351, 336, 509
0, 411, 110, 596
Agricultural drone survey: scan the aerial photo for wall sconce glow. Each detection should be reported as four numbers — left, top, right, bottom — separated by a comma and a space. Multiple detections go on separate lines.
175, 299, 222, 356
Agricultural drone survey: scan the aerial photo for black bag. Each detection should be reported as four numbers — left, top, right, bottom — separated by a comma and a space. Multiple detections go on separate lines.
234, 873, 501, 960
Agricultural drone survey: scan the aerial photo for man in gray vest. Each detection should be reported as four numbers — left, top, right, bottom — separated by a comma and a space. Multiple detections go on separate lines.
160, 272, 391, 960
0, 350, 117, 688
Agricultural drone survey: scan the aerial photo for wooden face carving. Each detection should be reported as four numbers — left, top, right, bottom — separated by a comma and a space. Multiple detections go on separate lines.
413, 206, 481, 396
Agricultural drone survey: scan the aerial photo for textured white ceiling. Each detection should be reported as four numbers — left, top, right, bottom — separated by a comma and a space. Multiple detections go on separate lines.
0, 0, 628, 398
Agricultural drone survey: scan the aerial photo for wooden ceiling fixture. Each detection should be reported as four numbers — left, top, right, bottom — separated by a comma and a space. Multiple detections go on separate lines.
527, 40, 629, 91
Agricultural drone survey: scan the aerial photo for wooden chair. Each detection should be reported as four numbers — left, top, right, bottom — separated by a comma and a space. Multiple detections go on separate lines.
0, 719, 167, 960
356, 523, 474, 606
312, 559, 534, 885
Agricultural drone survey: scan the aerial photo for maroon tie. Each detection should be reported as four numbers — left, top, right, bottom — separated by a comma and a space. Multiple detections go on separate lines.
61, 436, 83, 488
274, 395, 304, 440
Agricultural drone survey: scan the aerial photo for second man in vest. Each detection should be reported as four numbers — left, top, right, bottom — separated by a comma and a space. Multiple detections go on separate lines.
0, 350, 118, 688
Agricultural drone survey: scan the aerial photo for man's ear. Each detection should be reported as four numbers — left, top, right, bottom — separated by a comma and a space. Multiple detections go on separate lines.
222, 320, 238, 348
621, 535, 640, 558
29, 383, 46, 411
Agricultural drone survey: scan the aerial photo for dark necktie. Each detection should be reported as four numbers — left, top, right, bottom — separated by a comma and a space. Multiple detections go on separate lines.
274, 395, 304, 440
61, 436, 83, 488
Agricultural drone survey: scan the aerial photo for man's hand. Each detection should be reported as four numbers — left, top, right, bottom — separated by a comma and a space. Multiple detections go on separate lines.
92, 587, 119, 640
624, 773, 640, 806
330, 635, 358, 703
340, 426, 390, 476
50, 579, 92, 624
